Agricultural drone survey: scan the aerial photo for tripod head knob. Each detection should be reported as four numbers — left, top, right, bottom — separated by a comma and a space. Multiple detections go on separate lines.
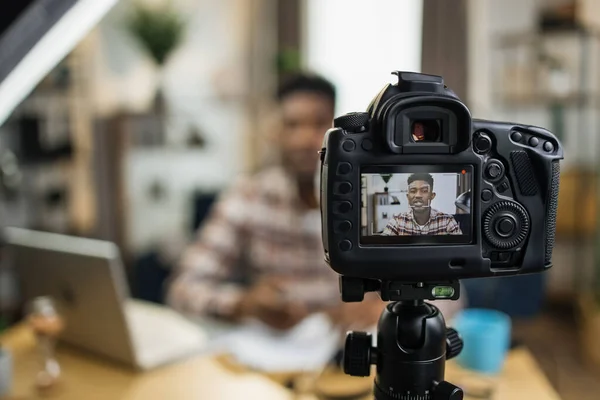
343, 331, 374, 377
434, 381, 464, 400
445, 328, 463, 360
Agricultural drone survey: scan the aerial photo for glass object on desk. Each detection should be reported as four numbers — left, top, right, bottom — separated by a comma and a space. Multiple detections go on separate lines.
26, 296, 65, 391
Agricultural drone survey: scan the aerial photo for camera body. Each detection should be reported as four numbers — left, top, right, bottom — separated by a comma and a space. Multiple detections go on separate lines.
320, 72, 563, 296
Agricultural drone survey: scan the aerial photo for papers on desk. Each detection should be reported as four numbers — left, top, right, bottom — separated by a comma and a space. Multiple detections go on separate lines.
212, 313, 340, 372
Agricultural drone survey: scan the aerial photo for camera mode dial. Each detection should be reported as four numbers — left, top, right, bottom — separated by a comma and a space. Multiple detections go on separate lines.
334, 112, 370, 133
483, 201, 530, 249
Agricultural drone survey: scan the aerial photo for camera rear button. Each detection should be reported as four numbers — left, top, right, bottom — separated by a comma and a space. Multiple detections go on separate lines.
361, 139, 373, 151
486, 162, 504, 181
496, 217, 516, 236
529, 137, 539, 147
339, 240, 353, 251
497, 181, 509, 193
334, 201, 353, 214
342, 140, 356, 152
474, 133, 492, 154
337, 162, 353, 175
511, 131, 523, 142
481, 189, 493, 202
335, 182, 353, 195
498, 252, 511, 262
337, 221, 352, 232
543, 141, 554, 152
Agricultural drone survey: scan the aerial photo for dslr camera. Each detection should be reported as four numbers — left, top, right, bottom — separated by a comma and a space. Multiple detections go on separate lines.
320, 71, 564, 302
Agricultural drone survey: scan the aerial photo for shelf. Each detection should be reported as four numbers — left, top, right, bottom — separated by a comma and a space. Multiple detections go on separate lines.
494, 92, 600, 107
495, 27, 600, 48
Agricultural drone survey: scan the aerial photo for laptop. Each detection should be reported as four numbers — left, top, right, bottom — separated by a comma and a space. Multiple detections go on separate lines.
4, 227, 207, 370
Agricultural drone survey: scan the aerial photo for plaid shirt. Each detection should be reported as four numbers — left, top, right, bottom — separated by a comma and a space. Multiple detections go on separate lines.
167, 167, 340, 318
382, 208, 462, 236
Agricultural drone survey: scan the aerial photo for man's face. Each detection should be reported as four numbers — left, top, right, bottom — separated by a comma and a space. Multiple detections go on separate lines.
278, 92, 334, 181
407, 180, 436, 212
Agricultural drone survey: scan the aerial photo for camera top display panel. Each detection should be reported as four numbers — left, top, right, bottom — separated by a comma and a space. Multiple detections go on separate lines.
361, 165, 473, 245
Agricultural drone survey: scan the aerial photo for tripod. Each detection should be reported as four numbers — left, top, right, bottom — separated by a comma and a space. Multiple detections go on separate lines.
341, 280, 465, 400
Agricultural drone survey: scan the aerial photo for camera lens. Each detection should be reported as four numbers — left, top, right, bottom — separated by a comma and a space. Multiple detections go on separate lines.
411, 119, 441, 142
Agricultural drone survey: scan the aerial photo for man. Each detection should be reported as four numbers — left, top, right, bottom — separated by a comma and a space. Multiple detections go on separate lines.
167, 73, 382, 331
383, 173, 462, 236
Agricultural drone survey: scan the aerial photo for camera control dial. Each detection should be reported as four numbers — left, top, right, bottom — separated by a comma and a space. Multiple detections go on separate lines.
483, 201, 530, 249
334, 112, 370, 132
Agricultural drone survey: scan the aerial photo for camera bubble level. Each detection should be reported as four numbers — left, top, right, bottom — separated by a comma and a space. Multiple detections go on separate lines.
431, 286, 455, 299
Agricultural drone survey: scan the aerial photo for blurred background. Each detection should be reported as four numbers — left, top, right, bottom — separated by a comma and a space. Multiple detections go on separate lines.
1, 0, 600, 399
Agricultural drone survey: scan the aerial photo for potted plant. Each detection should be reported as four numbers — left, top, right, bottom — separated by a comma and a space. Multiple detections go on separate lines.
126, 2, 185, 126
380, 174, 393, 193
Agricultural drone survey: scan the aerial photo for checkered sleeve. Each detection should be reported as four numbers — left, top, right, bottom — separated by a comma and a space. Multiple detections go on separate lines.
166, 177, 251, 319
381, 217, 400, 236
382, 214, 409, 236
446, 216, 463, 235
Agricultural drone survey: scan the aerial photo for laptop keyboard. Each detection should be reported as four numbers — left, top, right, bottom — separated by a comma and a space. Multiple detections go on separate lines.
124, 300, 207, 369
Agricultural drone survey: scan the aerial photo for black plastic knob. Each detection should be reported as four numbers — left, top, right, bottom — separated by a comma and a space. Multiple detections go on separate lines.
334, 112, 370, 132
340, 276, 365, 302
343, 331, 373, 377
485, 161, 504, 182
496, 216, 516, 237
445, 328, 463, 360
434, 381, 464, 400
473, 132, 492, 154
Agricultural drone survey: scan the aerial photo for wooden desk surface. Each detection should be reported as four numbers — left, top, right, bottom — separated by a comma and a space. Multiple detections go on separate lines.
0, 324, 562, 400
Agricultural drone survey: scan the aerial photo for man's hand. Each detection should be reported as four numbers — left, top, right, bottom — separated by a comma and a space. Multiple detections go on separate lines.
329, 293, 386, 331
232, 278, 309, 330
327, 293, 385, 331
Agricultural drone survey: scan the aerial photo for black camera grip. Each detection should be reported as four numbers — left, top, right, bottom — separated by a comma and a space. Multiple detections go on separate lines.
545, 161, 560, 264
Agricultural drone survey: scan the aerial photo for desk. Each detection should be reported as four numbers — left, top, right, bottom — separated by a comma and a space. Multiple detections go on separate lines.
1, 325, 292, 400
1, 324, 562, 400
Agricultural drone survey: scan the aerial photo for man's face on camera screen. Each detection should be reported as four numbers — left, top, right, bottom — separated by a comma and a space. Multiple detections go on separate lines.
407, 180, 436, 212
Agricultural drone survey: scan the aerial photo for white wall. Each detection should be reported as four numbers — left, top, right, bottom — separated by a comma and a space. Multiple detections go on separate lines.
467, 0, 599, 169
302, 0, 423, 115
88, 0, 257, 252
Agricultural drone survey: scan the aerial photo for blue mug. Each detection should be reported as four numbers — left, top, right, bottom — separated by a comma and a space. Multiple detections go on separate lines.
452, 308, 511, 374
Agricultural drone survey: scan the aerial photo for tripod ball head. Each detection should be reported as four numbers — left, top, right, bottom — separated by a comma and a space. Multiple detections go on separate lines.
343, 301, 464, 400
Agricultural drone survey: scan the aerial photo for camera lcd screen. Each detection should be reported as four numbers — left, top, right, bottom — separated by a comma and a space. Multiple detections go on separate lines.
360, 165, 473, 245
